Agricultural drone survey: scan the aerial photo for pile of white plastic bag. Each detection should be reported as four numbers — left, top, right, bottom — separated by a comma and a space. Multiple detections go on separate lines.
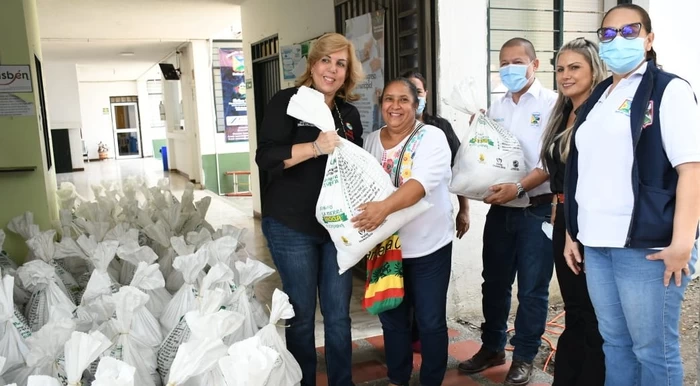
0, 178, 302, 386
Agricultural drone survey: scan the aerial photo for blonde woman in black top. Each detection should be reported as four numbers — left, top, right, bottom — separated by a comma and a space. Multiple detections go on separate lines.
255, 33, 364, 386
539, 37, 607, 386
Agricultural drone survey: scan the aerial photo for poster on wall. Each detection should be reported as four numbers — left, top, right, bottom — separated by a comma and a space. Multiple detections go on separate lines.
281, 38, 319, 81
219, 48, 249, 142
345, 10, 385, 136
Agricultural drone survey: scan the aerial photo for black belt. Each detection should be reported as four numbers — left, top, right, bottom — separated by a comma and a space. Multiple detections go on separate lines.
529, 193, 554, 207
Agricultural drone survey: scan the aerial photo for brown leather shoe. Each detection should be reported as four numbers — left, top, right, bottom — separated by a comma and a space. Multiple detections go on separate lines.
504, 359, 533, 385
457, 347, 506, 374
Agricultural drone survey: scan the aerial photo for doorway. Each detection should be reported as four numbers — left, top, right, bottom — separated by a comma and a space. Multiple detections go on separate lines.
110, 98, 142, 159
251, 35, 280, 210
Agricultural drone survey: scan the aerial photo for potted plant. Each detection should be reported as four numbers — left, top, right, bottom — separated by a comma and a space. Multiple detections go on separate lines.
98, 142, 109, 160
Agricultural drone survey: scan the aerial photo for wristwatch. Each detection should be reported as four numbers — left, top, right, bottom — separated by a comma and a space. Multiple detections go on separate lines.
515, 182, 526, 199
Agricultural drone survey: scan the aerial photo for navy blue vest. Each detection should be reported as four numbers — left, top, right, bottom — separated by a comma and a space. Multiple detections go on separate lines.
565, 61, 697, 248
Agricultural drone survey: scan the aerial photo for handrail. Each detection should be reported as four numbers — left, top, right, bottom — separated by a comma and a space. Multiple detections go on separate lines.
0, 166, 37, 173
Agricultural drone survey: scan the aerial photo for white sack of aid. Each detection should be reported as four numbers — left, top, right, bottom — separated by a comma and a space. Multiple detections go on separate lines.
286, 86, 430, 274
443, 78, 530, 207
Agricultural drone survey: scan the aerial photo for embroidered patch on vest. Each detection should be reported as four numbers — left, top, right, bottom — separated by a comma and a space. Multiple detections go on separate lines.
643, 100, 654, 129
616, 98, 632, 116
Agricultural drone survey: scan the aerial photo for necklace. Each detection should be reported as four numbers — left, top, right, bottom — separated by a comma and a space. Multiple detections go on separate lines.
333, 101, 348, 139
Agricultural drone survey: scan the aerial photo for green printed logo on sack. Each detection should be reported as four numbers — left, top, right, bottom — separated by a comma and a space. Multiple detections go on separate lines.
469, 134, 494, 147
322, 213, 348, 223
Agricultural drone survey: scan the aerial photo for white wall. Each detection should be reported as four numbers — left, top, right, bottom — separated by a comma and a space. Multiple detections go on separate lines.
44, 62, 85, 169
44, 62, 82, 129
648, 0, 700, 96
436, 0, 493, 320
78, 81, 137, 159
136, 79, 154, 157
162, 40, 219, 184
240, 0, 335, 216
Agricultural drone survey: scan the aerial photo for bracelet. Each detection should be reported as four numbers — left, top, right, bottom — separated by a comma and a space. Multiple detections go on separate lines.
313, 141, 324, 155
311, 142, 318, 158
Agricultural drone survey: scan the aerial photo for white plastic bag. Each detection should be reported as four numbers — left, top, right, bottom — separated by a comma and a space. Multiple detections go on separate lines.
165, 338, 227, 386
7, 212, 40, 243
156, 289, 226, 384
0, 356, 6, 385
0, 274, 31, 375
287, 86, 431, 274
113, 287, 163, 350
75, 268, 116, 332
218, 336, 280, 386
25, 375, 61, 386
16, 261, 76, 332
116, 242, 158, 286
93, 357, 136, 386
255, 289, 302, 386
164, 237, 195, 293
204, 236, 237, 269
26, 230, 81, 303
199, 263, 236, 304
5, 308, 76, 386
84, 239, 121, 294
97, 287, 160, 386
443, 78, 530, 207
180, 309, 245, 386
226, 259, 275, 344
0, 230, 19, 273
159, 249, 208, 335
64, 331, 112, 386
185, 229, 212, 252
129, 263, 172, 319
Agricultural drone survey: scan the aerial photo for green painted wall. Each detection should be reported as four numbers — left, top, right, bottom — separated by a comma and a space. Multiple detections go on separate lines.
152, 139, 167, 160
0, 0, 58, 262
201, 153, 251, 194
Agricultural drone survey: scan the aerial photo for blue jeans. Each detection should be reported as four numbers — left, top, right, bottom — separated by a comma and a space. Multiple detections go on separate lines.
481, 204, 554, 361
262, 217, 354, 386
378, 242, 452, 386
584, 245, 698, 386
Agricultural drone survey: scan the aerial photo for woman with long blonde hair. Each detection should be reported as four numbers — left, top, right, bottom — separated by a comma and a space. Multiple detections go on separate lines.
255, 32, 364, 386
539, 37, 607, 386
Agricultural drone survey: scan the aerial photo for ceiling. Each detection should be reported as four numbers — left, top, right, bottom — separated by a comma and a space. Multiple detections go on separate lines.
37, 0, 243, 81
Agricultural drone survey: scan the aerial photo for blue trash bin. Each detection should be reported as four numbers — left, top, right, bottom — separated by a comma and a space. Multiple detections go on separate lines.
160, 146, 169, 171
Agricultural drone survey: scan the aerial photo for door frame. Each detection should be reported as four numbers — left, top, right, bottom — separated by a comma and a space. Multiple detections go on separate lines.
110, 101, 143, 159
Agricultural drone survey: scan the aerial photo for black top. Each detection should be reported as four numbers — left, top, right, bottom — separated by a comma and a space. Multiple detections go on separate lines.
255, 87, 364, 238
545, 102, 574, 194
423, 113, 460, 167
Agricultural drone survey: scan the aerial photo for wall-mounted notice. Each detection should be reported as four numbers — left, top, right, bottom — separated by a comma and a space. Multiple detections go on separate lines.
219, 48, 248, 143
345, 10, 385, 136
0, 94, 35, 117
0, 65, 33, 93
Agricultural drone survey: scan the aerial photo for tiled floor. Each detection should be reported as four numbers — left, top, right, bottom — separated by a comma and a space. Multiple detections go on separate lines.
57, 158, 553, 385
315, 321, 552, 385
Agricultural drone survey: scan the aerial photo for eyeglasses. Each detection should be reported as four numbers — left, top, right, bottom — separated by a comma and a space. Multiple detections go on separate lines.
597, 23, 642, 43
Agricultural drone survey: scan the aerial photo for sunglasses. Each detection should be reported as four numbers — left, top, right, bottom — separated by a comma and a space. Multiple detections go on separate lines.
597, 23, 643, 43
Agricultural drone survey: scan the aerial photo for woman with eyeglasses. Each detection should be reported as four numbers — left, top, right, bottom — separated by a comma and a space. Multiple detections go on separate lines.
540, 37, 607, 386
564, 4, 700, 385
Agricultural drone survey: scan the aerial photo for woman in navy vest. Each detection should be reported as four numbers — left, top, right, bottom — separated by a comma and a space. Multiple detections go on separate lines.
540, 37, 607, 386
564, 4, 700, 386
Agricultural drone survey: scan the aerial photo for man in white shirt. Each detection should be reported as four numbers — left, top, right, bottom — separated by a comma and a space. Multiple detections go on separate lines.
458, 38, 557, 386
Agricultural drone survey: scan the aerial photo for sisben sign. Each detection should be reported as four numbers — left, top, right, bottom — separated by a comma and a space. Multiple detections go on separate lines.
0, 65, 32, 93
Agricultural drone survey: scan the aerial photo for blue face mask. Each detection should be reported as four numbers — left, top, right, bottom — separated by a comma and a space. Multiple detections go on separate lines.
599, 36, 646, 75
499, 63, 533, 93
416, 96, 426, 115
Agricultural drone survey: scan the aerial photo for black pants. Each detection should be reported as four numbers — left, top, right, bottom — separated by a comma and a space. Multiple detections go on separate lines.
552, 203, 605, 386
